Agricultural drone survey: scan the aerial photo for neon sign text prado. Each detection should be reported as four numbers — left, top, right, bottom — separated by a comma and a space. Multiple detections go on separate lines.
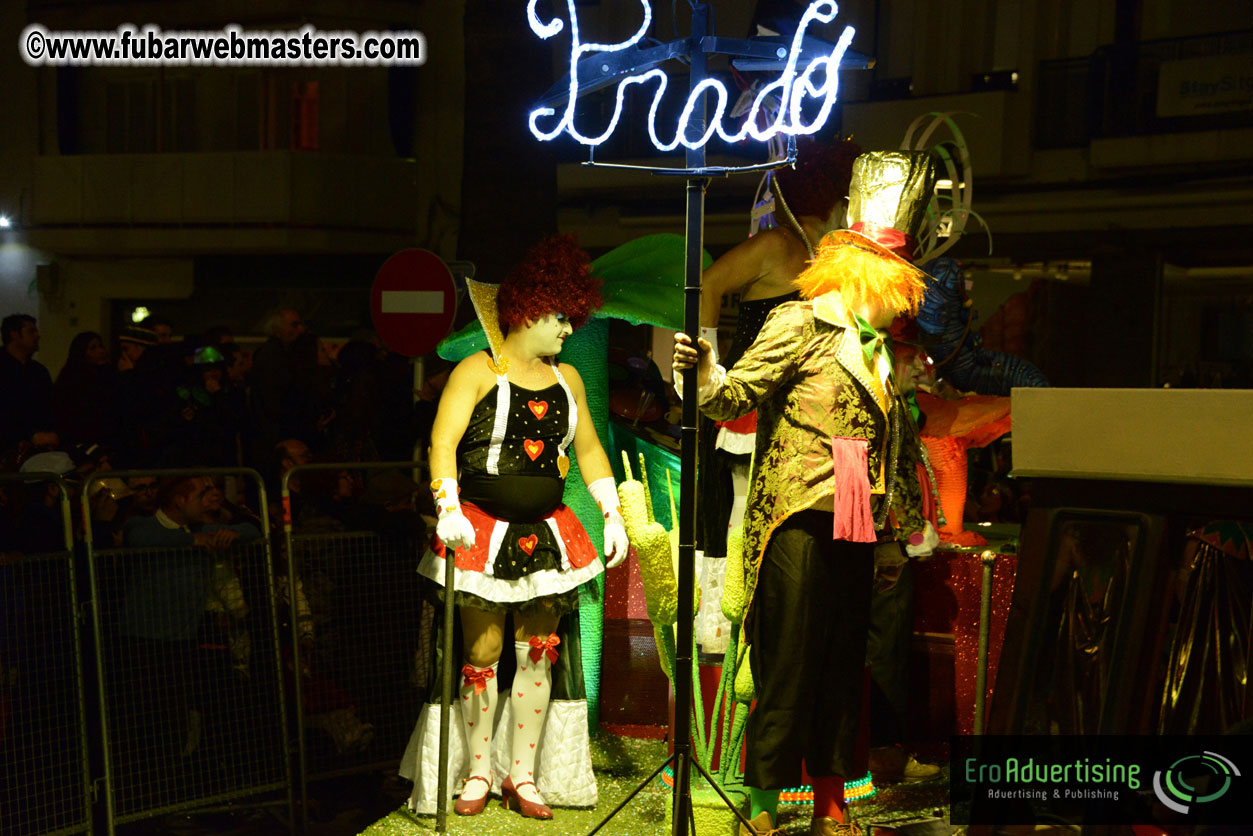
527, 0, 855, 150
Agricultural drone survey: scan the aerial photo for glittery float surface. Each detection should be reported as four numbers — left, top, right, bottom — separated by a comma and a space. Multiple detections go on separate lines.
360, 733, 952, 835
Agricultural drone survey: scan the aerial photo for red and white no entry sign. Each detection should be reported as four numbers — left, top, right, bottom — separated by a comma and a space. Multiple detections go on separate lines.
369, 249, 457, 358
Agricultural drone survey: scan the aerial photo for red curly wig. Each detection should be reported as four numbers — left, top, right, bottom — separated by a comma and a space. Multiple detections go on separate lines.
498, 234, 603, 333
773, 136, 862, 219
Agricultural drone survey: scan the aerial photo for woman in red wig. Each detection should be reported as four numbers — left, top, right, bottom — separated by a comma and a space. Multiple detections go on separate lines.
403, 236, 628, 820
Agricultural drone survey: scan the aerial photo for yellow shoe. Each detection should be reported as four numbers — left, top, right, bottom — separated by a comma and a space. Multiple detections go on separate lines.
810, 818, 863, 836
739, 810, 783, 836
902, 754, 942, 783
869, 745, 942, 784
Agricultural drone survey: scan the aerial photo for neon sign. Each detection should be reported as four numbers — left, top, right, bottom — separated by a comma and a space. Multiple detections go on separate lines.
527, 0, 855, 150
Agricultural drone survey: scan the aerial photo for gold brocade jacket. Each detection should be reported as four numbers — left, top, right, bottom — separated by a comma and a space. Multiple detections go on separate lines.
699, 299, 930, 623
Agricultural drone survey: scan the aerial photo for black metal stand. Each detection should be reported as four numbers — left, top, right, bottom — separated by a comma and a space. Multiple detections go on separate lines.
586, 7, 763, 835
520, 1, 867, 832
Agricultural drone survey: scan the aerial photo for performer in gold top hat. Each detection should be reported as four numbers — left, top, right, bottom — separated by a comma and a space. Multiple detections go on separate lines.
675, 151, 938, 836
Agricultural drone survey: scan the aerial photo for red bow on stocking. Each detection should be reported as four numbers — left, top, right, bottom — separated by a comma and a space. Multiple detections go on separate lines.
528, 633, 561, 665
461, 664, 495, 694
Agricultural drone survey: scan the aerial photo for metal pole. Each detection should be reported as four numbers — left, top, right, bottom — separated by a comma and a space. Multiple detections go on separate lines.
413, 356, 428, 476
279, 468, 310, 832
252, 471, 293, 835
674, 5, 710, 835
80, 474, 116, 836
973, 549, 996, 735
435, 524, 457, 831
51, 474, 95, 836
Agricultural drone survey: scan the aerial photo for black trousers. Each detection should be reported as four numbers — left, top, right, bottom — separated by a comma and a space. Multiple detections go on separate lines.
868, 559, 914, 746
745, 510, 875, 790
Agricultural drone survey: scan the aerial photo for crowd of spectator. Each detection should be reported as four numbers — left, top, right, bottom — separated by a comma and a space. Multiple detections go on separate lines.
0, 309, 444, 810
0, 309, 445, 539
2, 309, 431, 473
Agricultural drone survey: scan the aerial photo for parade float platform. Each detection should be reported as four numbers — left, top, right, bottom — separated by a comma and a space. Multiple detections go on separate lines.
360, 732, 950, 835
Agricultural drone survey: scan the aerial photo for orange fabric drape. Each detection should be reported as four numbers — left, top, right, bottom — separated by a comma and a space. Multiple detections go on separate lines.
916, 393, 1012, 547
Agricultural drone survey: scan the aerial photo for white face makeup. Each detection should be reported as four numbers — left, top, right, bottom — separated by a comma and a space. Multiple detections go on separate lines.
523, 313, 573, 357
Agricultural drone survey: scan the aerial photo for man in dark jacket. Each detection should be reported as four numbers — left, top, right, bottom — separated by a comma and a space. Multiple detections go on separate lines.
0, 314, 55, 450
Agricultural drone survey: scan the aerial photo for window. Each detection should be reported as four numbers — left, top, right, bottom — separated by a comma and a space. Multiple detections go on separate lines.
105, 79, 155, 153
291, 81, 319, 151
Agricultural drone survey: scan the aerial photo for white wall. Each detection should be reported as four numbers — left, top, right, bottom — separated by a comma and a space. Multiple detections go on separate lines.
0, 2, 43, 324
0, 238, 48, 338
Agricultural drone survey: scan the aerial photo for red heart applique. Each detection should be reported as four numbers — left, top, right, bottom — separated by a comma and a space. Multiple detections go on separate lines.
527, 400, 549, 420
523, 439, 544, 460
518, 534, 538, 555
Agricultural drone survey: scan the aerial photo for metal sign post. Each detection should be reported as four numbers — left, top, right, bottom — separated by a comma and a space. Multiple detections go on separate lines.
523, 2, 870, 833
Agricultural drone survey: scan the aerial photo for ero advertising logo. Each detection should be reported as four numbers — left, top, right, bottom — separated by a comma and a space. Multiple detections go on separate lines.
952, 735, 1249, 826
1152, 751, 1241, 815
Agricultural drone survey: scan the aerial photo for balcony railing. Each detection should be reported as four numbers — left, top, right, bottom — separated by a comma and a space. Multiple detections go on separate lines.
1036, 29, 1253, 148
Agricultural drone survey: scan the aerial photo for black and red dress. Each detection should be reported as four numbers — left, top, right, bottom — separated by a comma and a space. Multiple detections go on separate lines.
417, 358, 603, 611
405, 357, 601, 811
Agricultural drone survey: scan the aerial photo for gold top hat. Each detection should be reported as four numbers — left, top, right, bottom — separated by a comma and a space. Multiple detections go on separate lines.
846, 151, 937, 256
794, 151, 937, 315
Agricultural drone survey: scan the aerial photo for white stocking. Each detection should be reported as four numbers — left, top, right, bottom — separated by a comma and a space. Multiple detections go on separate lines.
459, 662, 497, 799
510, 638, 554, 801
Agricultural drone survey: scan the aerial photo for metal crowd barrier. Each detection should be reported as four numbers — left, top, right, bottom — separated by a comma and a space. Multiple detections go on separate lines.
280, 461, 429, 825
0, 472, 92, 836
82, 468, 294, 835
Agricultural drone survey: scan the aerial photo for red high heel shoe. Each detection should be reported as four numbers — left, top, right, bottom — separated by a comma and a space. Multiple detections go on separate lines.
454, 775, 491, 816
500, 774, 552, 819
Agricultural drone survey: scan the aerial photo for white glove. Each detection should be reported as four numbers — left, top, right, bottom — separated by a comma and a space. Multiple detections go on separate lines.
602, 513, 629, 569
588, 476, 629, 568
436, 512, 476, 553
430, 477, 475, 553
905, 520, 939, 559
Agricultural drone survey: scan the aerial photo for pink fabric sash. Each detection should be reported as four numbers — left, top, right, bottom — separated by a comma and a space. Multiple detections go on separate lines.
830, 436, 876, 542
